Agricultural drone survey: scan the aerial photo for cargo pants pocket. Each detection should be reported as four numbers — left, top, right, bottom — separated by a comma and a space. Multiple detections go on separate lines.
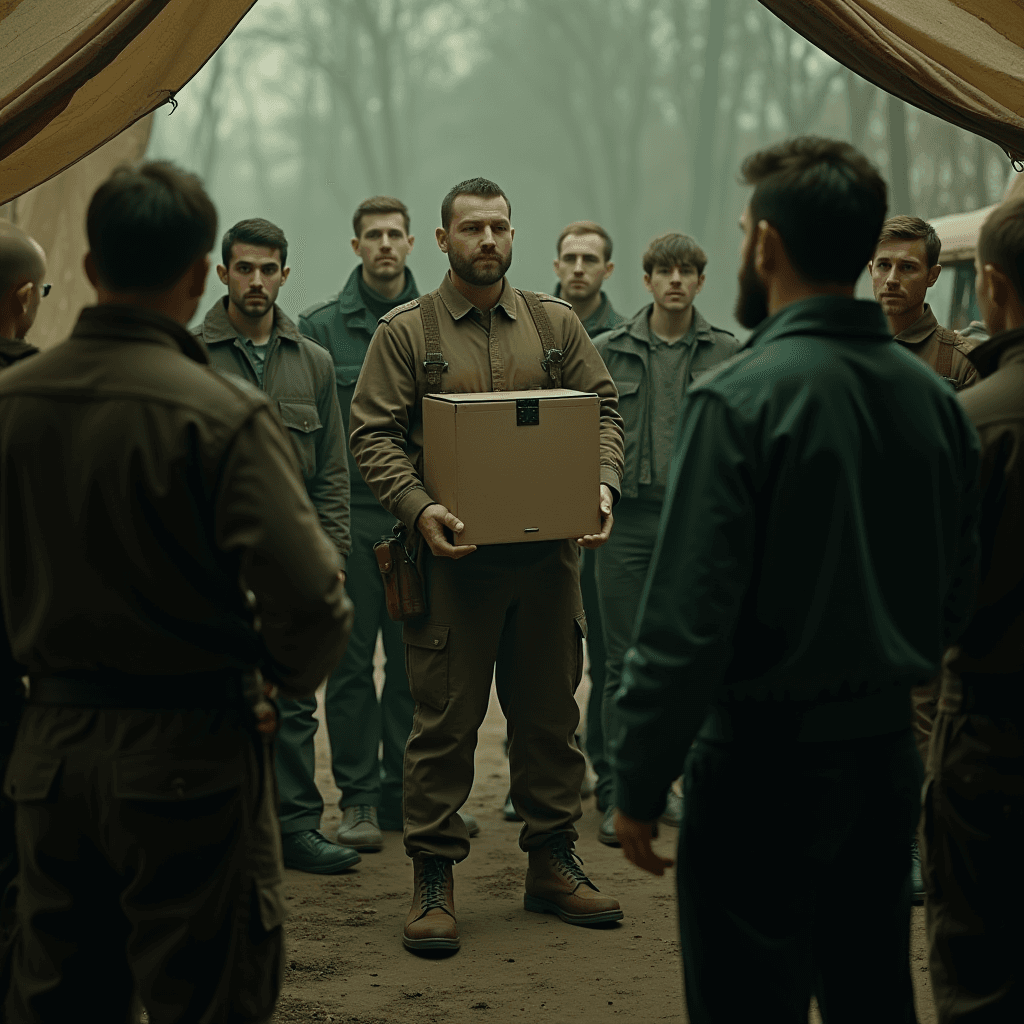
404, 623, 450, 713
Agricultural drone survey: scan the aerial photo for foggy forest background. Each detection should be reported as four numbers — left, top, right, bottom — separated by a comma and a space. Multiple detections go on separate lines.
148, 0, 1016, 335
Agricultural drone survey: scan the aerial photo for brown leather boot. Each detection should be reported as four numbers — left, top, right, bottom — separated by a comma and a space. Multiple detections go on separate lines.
524, 834, 623, 925
403, 853, 459, 952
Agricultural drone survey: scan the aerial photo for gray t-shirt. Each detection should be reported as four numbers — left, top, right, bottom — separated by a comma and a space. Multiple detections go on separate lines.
242, 334, 272, 388
643, 322, 696, 500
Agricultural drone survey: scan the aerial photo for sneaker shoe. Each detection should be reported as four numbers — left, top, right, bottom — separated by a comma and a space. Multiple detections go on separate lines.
597, 806, 620, 847
403, 853, 459, 952
282, 830, 361, 874
525, 834, 623, 926
659, 789, 683, 828
336, 805, 384, 852
458, 811, 481, 837
502, 791, 523, 822
911, 837, 925, 906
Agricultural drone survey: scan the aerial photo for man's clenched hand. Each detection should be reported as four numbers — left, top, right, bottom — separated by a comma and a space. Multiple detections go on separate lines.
416, 503, 477, 559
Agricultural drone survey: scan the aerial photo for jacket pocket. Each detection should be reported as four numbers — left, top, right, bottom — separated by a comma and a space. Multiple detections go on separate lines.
404, 623, 450, 713
3, 750, 61, 802
278, 400, 322, 478
336, 363, 363, 388
112, 756, 240, 801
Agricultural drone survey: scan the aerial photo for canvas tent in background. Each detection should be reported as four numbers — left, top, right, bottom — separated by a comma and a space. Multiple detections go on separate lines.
759, 0, 1024, 162
0, 0, 257, 205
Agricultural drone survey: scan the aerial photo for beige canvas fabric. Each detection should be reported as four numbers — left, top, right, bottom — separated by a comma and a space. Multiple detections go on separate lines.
760, 0, 1024, 161
0, 0, 255, 205
0, 117, 152, 352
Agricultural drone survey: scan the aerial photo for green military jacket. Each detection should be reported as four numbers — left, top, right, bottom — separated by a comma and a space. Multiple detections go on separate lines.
610, 296, 981, 820
195, 297, 351, 566
551, 285, 626, 338
594, 305, 740, 499
300, 266, 419, 508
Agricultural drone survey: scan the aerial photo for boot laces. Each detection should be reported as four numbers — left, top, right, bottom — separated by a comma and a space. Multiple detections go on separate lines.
351, 804, 375, 824
550, 838, 593, 888
420, 856, 451, 912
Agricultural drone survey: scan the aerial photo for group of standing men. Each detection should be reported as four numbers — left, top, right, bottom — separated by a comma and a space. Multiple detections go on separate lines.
0, 132, 1020, 1024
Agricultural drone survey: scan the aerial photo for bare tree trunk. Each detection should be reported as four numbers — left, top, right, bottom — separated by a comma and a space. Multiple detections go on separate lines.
886, 93, 912, 215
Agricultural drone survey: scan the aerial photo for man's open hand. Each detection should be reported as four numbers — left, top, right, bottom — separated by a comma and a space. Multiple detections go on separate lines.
416, 503, 477, 559
577, 483, 614, 549
615, 809, 674, 876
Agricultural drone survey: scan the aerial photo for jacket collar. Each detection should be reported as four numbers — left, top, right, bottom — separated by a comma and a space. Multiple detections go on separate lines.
0, 337, 39, 362
742, 295, 891, 352
966, 324, 1024, 379
894, 304, 939, 346
201, 296, 303, 346
438, 272, 518, 321
72, 305, 210, 364
609, 304, 712, 349
337, 264, 419, 316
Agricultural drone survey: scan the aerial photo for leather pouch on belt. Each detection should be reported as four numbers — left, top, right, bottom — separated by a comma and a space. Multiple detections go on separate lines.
373, 537, 427, 622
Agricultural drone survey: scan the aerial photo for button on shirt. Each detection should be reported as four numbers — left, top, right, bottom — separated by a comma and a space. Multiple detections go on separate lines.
642, 322, 697, 502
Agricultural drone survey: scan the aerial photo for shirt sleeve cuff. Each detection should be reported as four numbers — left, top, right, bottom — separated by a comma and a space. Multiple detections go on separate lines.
395, 487, 436, 532
600, 468, 622, 503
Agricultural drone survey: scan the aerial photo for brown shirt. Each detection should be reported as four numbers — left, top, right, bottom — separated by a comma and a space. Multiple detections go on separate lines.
895, 304, 977, 391
953, 326, 1024, 675
0, 305, 352, 699
349, 273, 625, 529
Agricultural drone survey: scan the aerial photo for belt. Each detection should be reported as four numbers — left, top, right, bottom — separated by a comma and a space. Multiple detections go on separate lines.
959, 671, 1024, 718
29, 670, 245, 710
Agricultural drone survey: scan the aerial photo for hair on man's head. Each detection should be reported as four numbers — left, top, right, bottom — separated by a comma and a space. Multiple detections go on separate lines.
979, 196, 1024, 306
440, 178, 511, 232
740, 137, 888, 285
352, 196, 410, 239
557, 221, 613, 262
87, 161, 217, 292
221, 218, 288, 269
642, 233, 708, 276
876, 216, 942, 268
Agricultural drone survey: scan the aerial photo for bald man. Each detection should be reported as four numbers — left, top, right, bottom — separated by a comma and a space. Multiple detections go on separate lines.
0, 223, 47, 368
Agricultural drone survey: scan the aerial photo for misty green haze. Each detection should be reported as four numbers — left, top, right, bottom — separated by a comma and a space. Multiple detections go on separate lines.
148, 0, 1012, 336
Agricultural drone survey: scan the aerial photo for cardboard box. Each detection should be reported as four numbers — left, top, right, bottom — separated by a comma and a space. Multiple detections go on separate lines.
423, 389, 601, 546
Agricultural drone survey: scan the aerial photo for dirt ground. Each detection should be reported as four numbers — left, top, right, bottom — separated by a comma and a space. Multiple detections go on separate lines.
270, 654, 937, 1024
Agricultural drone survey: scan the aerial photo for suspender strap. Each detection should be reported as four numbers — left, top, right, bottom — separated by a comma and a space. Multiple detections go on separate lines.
418, 292, 448, 391
935, 336, 954, 381
522, 290, 563, 388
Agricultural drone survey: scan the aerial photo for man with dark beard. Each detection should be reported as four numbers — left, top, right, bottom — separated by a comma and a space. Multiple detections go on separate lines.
196, 218, 355, 875
350, 177, 625, 953
610, 138, 980, 1022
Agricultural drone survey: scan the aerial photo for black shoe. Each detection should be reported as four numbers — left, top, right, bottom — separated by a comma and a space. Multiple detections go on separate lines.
911, 838, 925, 905
502, 791, 523, 822
282, 830, 361, 874
597, 806, 620, 847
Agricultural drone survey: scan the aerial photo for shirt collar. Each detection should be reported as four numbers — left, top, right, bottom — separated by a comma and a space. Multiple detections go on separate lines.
965, 324, 1024, 378
438, 272, 518, 321
72, 305, 210, 364
202, 296, 303, 346
894, 304, 939, 346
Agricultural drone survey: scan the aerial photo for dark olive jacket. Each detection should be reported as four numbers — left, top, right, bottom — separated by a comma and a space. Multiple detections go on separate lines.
300, 266, 419, 509
196, 298, 351, 566
610, 296, 981, 820
0, 305, 352, 700
594, 306, 741, 499
552, 285, 626, 338
953, 326, 1024, 676
0, 338, 38, 370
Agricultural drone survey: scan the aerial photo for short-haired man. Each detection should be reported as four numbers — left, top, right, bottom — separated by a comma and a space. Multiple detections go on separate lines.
921, 195, 1024, 1023
0, 222, 47, 367
0, 162, 352, 1020
589, 232, 739, 845
611, 138, 979, 1022
195, 218, 355, 875
350, 177, 625, 953
870, 215, 977, 390
300, 198, 473, 852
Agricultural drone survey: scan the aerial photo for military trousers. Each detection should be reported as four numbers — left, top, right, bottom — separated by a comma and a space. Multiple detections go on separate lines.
322, 503, 412, 825
403, 539, 587, 862
677, 722, 922, 1024
579, 548, 609, 808
595, 497, 662, 809
921, 678, 1024, 1023
3, 705, 284, 1024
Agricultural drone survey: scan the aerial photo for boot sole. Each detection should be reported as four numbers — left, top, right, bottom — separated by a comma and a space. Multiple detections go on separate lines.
336, 839, 384, 853
524, 894, 624, 925
402, 934, 460, 951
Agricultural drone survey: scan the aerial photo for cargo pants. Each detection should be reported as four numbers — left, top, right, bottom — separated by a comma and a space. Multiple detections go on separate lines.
3, 705, 284, 1024
403, 539, 587, 862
